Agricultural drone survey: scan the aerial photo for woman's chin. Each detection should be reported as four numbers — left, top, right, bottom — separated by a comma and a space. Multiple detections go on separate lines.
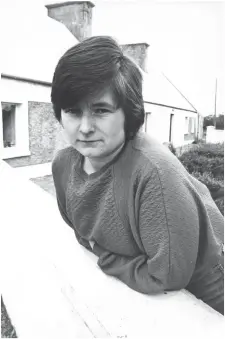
76, 147, 104, 158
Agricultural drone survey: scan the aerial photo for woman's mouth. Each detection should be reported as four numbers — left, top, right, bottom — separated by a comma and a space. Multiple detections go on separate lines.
77, 140, 101, 145
78, 140, 100, 142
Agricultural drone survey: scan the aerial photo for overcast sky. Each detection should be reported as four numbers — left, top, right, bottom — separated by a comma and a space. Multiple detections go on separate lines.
1, 0, 225, 116
91, 0, 225, 116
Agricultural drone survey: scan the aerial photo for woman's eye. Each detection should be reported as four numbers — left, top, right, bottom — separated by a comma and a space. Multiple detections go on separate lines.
66, 109, 82, 116
94, 108, 109, 115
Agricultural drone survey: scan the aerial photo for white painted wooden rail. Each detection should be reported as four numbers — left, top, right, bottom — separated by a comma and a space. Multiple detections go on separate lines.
0, 160, 223, 338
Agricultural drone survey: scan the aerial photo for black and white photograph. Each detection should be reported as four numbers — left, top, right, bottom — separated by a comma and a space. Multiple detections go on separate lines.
1, 0, 224, 338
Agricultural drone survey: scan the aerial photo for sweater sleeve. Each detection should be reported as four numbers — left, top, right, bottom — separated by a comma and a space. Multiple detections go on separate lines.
52, 150, 92, 252
93, 166, 199, 294
52, 149, 73, 228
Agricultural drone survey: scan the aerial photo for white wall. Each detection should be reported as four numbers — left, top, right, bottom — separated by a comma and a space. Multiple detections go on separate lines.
1, 78, 52, 159
0, 78, 199, 159
1, 78, 52, 103
171, 110, 198, 148
206, 126, 224, 144
144, 103, 198, 147
1, 161, 223, 338
144, 103, 171, 144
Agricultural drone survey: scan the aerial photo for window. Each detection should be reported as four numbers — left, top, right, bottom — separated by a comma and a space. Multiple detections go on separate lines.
190, 118, 195, 133
184, 117, 189, 134
184, 117, 195, 135
2, 103, 16, 148
0, 101, 30, 159
169, 113, 174, 142
144, 112, 151, 133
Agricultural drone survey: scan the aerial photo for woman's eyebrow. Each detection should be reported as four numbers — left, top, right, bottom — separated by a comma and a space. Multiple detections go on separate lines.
91, 102, 116, 110
64, 106, 80, 112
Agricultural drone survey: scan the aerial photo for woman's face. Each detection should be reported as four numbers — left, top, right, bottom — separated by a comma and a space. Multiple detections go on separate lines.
61, 88, 126, 160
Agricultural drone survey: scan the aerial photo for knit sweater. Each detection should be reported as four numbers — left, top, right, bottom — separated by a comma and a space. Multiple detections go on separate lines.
52, 132, 224, 294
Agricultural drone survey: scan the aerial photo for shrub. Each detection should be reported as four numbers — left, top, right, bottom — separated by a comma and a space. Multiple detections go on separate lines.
191, 171, 223, 193
203, 114, 224, 130
179, 142, 224, 159
167, 142, 176, 155
216, 114, 224, 130
179, 153, 223, 175
203, 115, 214, 129
193, 143, 224, 158
177, 142, 224, 215
214, 197, 224, 215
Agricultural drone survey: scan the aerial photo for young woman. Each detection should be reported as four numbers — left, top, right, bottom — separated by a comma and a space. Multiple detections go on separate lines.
51, 36, 224, 315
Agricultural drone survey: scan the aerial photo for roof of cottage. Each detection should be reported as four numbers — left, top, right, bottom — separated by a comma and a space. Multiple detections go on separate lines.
142, 69, 197, 112
1, 2, 197, 113
1, 4, 78, 83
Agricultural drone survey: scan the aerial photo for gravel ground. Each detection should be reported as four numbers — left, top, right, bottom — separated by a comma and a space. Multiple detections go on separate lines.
30, 175, 56, 197
1, 175, 56, 337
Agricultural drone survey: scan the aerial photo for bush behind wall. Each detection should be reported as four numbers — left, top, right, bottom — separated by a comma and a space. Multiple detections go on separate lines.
177, 142, 224, 215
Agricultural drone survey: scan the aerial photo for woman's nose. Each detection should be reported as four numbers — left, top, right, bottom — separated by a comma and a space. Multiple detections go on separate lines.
79, 114, 95, 134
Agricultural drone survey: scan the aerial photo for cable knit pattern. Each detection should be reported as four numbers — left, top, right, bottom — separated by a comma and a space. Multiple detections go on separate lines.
52, 132, 224, 295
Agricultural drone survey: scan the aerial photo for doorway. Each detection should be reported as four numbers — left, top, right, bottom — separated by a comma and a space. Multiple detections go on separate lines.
169, 113, 174, 142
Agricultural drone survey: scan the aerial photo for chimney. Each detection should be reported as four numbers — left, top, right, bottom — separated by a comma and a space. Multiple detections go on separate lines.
121, 43, 149, 72
45, 1, 95, 41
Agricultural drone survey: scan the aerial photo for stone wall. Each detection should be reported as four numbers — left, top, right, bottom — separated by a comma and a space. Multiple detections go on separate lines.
5, 102, 69, 167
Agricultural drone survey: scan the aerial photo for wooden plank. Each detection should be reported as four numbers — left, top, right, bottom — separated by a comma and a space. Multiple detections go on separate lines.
0, 160, 223, 338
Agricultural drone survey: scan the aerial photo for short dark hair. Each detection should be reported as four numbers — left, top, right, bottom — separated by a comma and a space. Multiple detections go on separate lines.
51, 36, 145, 140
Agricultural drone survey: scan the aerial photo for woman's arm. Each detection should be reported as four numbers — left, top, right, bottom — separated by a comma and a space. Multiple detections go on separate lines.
92, 166, 200, 294
52, 150, 92, 251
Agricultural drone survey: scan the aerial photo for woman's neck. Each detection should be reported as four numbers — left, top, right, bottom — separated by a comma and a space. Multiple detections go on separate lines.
83, 142, 125, 175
